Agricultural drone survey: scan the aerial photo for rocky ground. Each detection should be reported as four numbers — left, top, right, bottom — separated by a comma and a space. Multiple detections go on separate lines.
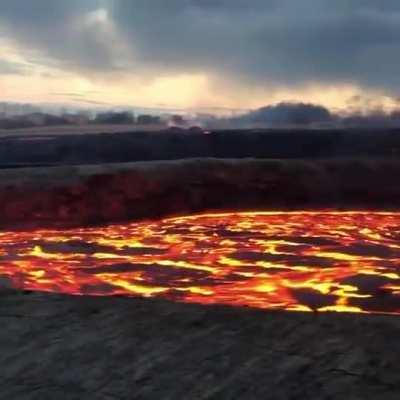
1, 158, 400, 230
0, 287, 399, 400
0, 124, 164, 138
1, 128, 400, 167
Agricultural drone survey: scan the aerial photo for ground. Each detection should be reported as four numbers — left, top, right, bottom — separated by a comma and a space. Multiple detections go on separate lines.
1, 128, 400, 399
1, 127, 400, 168
1, 289, 399, 399
1, 158, 400, 230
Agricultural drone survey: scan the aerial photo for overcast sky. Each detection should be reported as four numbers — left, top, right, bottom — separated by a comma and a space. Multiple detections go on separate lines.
1, 0, 400, 113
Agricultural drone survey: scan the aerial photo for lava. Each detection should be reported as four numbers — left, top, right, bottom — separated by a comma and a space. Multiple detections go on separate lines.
1, 211, 400, 314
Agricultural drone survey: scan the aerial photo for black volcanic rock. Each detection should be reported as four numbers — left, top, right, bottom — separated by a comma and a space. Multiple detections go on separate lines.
0, 292, 399, 399
0, 158, 399, 229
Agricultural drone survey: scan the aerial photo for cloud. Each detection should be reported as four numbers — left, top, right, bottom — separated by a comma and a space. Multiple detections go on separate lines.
1, 0, 400, 104
0, 0, 123, 73
109, 0, 400, 91
0, 59, 28, 75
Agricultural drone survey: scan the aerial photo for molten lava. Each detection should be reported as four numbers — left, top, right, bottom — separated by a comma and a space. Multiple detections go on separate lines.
1, 211, 400, 314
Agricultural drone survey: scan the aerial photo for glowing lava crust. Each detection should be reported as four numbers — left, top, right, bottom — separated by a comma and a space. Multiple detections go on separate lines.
1, 211, 400, 314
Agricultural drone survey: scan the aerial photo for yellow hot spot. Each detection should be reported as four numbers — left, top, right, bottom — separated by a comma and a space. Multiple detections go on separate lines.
237, 222, 253, 229
29, 246, 82, 260
359, 228, 382, 241
287, 304, 313, 313
312, 251, 364, 261
99, 275, 167, 297
92, 253, 128, 260
284, 281, 333, 295
163, 235, 182, 244
219, 257, 245, 267
178, 287, 214, 296
361, 270, 400, 280
318, 305, 364, 313
219, 240, 237, 247
332, 285, 372, 299
255, 284, 276, 293
29, 270, 46, 279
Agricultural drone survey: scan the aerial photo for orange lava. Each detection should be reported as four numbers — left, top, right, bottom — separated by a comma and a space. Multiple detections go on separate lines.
1, 211, 400, 314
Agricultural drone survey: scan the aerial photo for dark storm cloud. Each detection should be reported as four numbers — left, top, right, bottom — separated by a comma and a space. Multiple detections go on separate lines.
108, 0, 400, 90
0, 0, 119, 72
1, 0, 400, 90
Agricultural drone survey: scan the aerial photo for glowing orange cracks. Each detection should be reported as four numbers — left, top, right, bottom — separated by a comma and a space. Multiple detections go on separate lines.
1, 211, 400, 315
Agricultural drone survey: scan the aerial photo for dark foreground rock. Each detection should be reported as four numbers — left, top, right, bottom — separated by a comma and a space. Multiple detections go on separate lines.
0, 292, 399, 399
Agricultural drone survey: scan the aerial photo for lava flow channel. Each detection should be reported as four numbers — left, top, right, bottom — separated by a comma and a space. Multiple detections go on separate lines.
1, 211, 400, 314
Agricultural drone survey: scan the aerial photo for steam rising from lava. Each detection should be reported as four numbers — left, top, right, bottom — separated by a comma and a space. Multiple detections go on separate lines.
1, 211, 400, 315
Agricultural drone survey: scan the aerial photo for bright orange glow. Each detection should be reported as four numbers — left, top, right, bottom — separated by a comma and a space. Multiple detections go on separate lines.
1, 211, 400, 314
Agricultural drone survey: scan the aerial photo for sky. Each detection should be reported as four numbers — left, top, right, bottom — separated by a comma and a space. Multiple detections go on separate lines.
1, 0, 400, 114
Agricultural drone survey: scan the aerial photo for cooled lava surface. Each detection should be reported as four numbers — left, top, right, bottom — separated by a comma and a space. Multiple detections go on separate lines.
1, 211, 400, 314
